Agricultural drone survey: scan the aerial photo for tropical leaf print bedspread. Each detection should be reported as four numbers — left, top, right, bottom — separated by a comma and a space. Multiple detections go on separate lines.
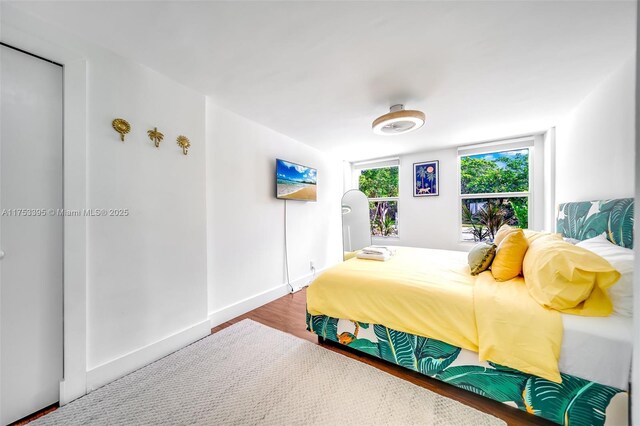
307, 313, 623, 426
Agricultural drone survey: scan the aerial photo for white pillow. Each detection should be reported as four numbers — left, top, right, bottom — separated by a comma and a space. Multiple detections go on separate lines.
563, 237, 580, 245
576, 233, 634, 316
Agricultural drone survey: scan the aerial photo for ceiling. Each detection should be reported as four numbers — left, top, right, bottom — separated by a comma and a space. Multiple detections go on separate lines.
9, 1, 636, 161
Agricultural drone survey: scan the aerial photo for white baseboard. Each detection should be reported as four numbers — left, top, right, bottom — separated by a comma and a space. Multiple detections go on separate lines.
208, 284, 288, 328
289, 269, 321, 293
86, 319, 211, 392
59, 377, 85, 406
208, 270, 321, 328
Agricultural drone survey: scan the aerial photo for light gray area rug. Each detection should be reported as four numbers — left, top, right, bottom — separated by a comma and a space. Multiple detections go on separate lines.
34, 320, 505, 426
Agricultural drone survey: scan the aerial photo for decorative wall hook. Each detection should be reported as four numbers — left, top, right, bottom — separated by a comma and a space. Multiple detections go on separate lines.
112, 118, 131, 142
176, 135, 191, 155
147, 127, 164, 148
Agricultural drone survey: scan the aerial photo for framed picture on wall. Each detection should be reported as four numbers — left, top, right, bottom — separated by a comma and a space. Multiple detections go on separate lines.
413, 160, 439, 197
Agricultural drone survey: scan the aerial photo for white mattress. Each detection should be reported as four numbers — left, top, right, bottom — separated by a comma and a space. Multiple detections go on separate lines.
560, 313, 632, 390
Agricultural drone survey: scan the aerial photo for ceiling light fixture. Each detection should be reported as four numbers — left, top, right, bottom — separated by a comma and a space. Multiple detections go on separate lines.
372, 104, 425, 136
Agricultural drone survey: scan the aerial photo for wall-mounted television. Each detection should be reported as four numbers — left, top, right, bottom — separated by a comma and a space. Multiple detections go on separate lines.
276, 159, 317, 202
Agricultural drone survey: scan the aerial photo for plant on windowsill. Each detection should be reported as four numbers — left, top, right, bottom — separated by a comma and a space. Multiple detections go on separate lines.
370, 201, 397, 237
462, 200, 510, 242
372, 215, 396, 237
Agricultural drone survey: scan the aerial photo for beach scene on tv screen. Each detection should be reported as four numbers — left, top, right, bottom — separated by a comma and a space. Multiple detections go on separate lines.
277, 160, 317, 201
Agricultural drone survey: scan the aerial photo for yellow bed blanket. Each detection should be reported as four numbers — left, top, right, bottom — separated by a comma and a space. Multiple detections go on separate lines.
307, 246, 563, 382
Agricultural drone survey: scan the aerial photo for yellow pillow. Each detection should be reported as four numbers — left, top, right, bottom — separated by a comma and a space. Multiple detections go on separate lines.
523, 229, 563, 244
493, 224, 519, 246
523, 238, 619, 315
491, 228, 529, 281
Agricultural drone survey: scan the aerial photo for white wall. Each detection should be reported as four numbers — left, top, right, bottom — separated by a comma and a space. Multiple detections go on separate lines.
86, 52, 209, 372
2, 5, 210, 397
379, 148, 465, 251
206, 101, 343, 324
556, 56, 636, 203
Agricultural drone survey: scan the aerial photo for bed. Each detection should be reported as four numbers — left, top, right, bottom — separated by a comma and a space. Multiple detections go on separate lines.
306, 198, 634, 426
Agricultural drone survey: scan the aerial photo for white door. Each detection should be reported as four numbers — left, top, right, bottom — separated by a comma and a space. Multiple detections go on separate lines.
0, 45, 63, 425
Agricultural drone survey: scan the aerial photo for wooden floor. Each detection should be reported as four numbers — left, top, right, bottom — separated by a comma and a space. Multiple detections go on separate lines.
213, 288, 553, 426
19, 288, 551, 425
12, 403, 57, 426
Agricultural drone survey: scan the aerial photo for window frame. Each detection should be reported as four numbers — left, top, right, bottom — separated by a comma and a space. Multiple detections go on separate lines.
352, 159, 400, 239
457, 137, 535, 243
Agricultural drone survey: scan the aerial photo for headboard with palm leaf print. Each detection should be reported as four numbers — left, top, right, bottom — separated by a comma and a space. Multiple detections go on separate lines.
556, 198, 634, 249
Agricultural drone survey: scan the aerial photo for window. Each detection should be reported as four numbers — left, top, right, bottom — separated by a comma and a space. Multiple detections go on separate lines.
355, 161, 399, 237
459, 144, 531, 242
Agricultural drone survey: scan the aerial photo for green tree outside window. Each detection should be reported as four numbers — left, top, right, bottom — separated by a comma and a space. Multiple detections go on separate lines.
359, 167, 399, 237
460, 149, 530, 241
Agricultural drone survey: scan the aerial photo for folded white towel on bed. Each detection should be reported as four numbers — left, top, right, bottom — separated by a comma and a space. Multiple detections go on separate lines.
375, 245, 397, 255
357, 246, 396, 261
356, 251, 391, 261
361, 246, 396, 256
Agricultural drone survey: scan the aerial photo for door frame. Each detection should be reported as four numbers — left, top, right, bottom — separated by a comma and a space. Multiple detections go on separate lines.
0, 37, 89, 406
58, 58, 88, 406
